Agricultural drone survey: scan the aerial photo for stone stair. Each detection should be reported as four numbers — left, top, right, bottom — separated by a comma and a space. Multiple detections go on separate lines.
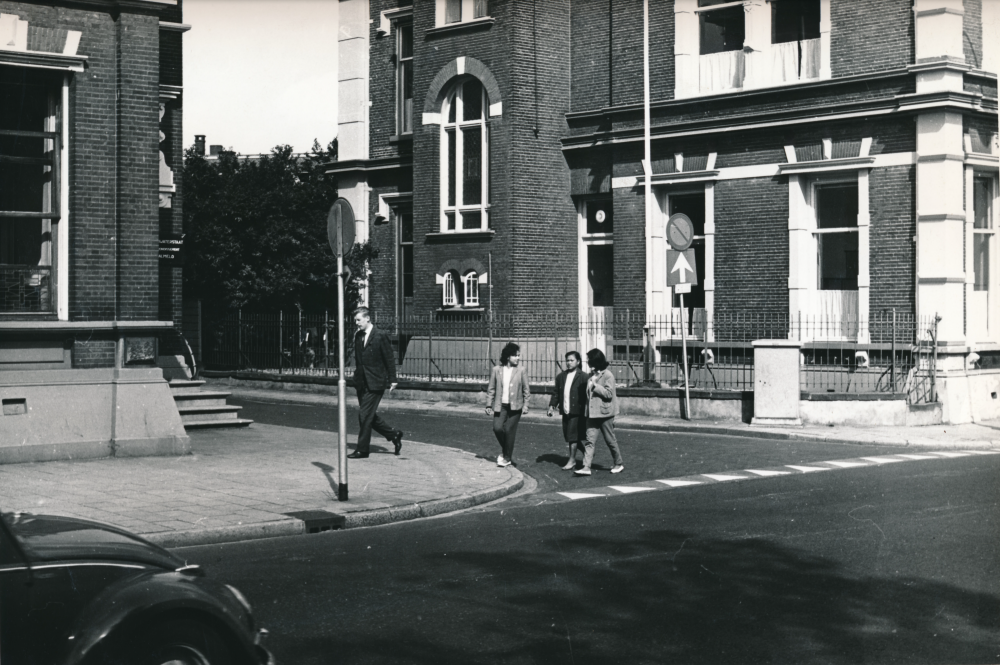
169, 380, 253, 429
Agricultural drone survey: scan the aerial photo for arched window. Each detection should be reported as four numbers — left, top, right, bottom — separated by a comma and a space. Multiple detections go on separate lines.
441, 78, 489, 232
463, 271, 479, 307
442, 271, 457, 306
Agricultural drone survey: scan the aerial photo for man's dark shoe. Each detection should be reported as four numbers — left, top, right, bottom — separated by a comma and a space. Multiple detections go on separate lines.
392, 430, 404, 455
347, 451, 369, 459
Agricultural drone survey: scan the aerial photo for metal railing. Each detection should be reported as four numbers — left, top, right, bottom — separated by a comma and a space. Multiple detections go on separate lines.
202, 308, 938, 399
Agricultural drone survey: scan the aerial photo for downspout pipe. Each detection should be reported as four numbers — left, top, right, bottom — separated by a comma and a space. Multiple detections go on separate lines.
642, 0, 652, 317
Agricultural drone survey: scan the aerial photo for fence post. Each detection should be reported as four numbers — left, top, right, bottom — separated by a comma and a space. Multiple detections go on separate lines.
554, 313, 559, 379
278, 310, 283, 374
890, 309, 896, 392
625, 308, 631, 382
428, 311, 433, 382
643, 323, 652, 383
931, 314, 940, 402
325, 309, 330, 375
237, 308, 242, 371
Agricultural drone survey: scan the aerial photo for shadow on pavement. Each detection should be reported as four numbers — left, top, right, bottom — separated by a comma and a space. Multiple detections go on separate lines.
276, 529, 999, 665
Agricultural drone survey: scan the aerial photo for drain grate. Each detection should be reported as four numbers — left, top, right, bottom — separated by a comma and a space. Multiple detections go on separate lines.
284, 510, 346, 534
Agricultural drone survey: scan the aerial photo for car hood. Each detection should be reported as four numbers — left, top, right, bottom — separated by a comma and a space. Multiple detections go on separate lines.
3, 512, 184, 570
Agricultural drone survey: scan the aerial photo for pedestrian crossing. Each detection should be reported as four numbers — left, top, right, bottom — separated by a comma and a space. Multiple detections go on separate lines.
555, 450, 999, 502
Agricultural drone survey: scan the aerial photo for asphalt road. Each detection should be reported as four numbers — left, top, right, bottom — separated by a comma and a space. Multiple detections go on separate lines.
178, 399, 1000, 664
180, 452, 1000, 665
228, 396, 908, 508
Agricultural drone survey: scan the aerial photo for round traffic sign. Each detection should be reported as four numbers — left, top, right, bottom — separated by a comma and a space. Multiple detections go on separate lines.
666, 213, 694, 251
327, 198, 356, 257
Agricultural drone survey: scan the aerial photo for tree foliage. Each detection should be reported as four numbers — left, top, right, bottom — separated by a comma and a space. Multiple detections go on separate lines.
182, 140, 378, 312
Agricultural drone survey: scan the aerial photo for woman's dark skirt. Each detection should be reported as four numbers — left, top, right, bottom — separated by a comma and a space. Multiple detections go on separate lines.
562, 414, 584, 442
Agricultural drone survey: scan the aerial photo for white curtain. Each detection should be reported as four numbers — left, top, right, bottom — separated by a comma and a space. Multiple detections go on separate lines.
802, 291, 860, 340
699, 50, 745, 93
800, 38, 821, 80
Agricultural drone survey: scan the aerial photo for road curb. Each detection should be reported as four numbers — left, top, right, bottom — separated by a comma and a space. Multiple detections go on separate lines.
143, 466, 525, 549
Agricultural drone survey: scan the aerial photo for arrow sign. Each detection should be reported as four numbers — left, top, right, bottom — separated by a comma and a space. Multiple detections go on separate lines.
666, 249, 698, 287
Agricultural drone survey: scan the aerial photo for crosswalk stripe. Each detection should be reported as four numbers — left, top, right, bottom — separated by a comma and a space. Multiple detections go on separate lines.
609, 486, 656, 494
897, 454, 937, 460
558, 492, 604, 500
786, 465, 829, 472
861, 456, 904, 464
656, 479, 702, 487
702, 474, 747, 481
746, 469, 791, 477
961, 450, 1000, 455
929, 451, 970, 458
825, 460, 869, 468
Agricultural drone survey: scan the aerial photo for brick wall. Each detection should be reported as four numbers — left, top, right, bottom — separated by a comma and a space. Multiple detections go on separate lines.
831, 0, 913, 77
115, 11, 161, 321
369, 0, 406, 161
571, 0, 611, 112
869, 165, 916, 318
612, 185, 646, 316
714, 177, 789, 317
964, 0, 983, 69
72, 338, 115, 369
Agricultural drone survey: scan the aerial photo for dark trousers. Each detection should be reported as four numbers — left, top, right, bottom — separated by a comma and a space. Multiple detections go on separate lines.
492, 404, 522, 462
356, 387, 396, 454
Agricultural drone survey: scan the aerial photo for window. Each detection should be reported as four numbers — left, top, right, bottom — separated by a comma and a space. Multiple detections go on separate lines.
398, 209, 413, 320
441, 78, 489, 232
973, 177, 993, 293
0, 66, 61, 315
463, 271, 479, 306
699, 0, 745, 55
772, 0, 820, 44
442, 271, 457, 306
442, 0, 488, 25
396, 21, 413, 135
581, 198, 614, 308
815, 183, 858, 290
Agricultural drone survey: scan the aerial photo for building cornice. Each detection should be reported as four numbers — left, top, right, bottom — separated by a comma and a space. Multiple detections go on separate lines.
425, 16, 495, 39
565, 68, 914, 124
778, 156, 876, 176
563, 89, 995, 151
159, 21, 191, 32
325, 156, 410, 176
0, 47, 87, 72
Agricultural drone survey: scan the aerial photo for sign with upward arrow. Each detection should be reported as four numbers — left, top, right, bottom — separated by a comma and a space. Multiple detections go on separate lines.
666, 249, 698, 287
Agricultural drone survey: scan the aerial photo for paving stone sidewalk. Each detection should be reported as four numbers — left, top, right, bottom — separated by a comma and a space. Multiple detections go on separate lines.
0, 423, 522, 548
223, 385, 1000, 450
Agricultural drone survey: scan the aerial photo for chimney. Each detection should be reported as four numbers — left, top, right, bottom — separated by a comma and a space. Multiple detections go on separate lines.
209, 145, 223, 156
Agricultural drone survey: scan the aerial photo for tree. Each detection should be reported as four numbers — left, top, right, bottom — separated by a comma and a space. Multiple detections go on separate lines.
182, 139, 378, 313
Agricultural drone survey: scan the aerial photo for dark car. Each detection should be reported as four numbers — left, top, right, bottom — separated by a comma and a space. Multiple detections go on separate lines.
0, 510, 273, 665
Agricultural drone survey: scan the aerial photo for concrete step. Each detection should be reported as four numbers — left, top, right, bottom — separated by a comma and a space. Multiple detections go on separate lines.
172, 391, 232, 407
183, 418, 254, 430
168, 380, 208, 395
178, 405, 244, 423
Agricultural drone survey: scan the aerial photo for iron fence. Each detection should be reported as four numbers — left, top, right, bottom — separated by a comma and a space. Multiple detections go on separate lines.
201, 308, 938, 399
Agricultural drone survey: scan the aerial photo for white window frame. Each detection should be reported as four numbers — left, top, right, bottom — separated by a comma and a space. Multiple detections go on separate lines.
396, 19, 413, 136
969, 171, 998, 344
463, 270, 480, 306
442, 271, 457, 306
788, 171, 869, 341
0, 70, 70, 320
674, 0, 830, 98
440, 79, 489, 233
436, 0, 489, 27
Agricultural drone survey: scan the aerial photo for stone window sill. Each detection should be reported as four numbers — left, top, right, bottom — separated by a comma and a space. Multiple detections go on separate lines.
426, 17, 495, 38
426, 230, 495, 241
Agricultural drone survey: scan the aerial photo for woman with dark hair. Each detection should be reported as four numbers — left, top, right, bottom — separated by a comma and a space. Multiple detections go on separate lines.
486, 342, 531, 467
576, 348, 624, 475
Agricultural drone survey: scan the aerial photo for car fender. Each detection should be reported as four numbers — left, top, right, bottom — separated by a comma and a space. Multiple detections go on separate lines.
63, 570, 259, 664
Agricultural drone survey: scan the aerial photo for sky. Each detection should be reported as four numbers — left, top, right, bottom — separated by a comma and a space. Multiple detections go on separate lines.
183, 0, 340, 155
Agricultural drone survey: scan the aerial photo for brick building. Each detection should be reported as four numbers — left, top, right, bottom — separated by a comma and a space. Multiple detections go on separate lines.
334, 0, 999, 421
0, 0, 189, 461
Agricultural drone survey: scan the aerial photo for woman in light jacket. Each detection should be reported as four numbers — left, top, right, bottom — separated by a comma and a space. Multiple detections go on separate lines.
576, 348, 624, 476
486, 342, 531, 467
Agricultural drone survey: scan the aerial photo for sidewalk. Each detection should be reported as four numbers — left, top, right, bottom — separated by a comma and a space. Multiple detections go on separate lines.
225, 385, 1000, 450
0, 423, 523, 548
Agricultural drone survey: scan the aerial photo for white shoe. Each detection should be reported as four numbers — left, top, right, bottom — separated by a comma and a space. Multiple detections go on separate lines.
497, 458, 512, 467
496, 454, 504, 464
611, 464, 625, 474
574, 467, 591, 476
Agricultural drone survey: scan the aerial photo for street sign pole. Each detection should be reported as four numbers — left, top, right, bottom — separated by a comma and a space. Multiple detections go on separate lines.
336, 243, 348, 501
328, 198, 355, 502
678, 290, 691, 420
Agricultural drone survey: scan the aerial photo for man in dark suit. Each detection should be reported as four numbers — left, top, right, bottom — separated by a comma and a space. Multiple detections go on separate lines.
349, 307, 403, 459
547, 351, 589, 470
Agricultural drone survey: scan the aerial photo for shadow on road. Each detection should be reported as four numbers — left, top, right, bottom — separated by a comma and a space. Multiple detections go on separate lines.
276, 529, 999, 664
